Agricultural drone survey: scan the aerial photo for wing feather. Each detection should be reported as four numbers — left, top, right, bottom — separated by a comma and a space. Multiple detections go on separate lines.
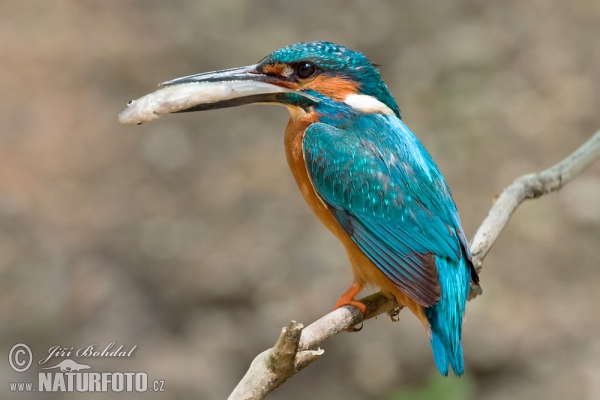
303, 115, 474, 306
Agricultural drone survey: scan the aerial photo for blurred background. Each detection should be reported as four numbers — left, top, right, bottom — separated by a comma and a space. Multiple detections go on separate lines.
1, 1, 599, 399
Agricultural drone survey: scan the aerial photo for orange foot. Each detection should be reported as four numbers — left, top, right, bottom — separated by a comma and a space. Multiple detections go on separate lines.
334, 283, 367, 314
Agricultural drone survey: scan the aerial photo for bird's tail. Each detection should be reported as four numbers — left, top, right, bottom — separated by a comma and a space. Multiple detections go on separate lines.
425, 255, 471, 376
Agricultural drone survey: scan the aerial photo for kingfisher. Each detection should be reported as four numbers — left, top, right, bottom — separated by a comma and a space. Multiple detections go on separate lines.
155, 41, 479, 376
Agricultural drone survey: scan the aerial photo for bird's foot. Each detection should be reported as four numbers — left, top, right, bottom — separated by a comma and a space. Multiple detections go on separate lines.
334, 283, 366, 332
334, 298, 367, 314
333, 283, 367, 313
387, 307, 401, 322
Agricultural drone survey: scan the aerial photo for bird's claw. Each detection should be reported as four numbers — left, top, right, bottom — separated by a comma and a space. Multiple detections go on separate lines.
346, 323, 363, 333
387, 307, 401, 322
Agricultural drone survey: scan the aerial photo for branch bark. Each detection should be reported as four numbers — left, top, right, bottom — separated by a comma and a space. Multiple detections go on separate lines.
229, 131, 600, 400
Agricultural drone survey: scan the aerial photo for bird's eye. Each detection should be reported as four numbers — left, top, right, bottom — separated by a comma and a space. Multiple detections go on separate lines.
296, 63, 317, 79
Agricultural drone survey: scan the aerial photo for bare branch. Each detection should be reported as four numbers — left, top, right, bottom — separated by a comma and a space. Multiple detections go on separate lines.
229, 131, 600, 400
469, 131, 600, 272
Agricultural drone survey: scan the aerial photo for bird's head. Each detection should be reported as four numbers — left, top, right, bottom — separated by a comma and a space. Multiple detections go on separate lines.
161, 41, 400, 119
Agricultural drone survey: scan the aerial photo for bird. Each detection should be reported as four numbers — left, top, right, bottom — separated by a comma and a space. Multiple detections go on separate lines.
158, 41, 480, 376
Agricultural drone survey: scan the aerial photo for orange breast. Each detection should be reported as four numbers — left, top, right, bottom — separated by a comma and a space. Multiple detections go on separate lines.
284, 114, 429, 330
283, 114, 348, 244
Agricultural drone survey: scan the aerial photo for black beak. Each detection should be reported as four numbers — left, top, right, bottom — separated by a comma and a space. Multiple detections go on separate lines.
161, 64, 272, 86
159, 64, 311, 113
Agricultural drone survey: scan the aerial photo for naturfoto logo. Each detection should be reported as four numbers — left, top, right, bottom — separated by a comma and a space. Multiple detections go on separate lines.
8, 343, 165, 393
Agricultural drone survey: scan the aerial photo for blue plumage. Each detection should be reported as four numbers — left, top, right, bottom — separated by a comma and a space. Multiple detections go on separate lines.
427, 255, 471, 376
304, 110, 475, 375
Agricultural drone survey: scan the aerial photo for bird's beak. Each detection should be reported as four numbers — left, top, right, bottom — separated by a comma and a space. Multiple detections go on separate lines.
159, 64, 311, 112
161, 64, 272, 86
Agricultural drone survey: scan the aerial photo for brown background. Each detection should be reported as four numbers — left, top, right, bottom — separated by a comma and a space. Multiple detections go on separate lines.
1, 1, 599, 399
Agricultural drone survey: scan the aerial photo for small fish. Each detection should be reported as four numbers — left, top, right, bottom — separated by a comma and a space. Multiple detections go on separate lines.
118, 80, 313, 125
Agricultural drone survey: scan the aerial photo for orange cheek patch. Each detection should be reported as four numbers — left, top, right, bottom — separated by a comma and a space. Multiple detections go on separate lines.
306, 75, 359, 101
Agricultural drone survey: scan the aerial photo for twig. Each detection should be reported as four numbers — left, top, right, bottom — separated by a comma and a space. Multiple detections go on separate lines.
469, 131, 600, 273
229, 131, 600, 400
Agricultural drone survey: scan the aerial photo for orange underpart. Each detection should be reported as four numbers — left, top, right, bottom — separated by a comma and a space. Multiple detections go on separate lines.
334, 283, 367, 313
306, 75, 359, 101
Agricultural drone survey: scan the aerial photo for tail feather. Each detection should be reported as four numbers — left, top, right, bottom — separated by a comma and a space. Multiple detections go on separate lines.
426, 255, 471, 376
430, 330, 449, 376
450, 339, 464, 375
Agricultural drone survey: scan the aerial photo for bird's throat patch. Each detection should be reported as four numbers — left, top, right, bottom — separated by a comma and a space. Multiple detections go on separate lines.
343, 94, 395, 115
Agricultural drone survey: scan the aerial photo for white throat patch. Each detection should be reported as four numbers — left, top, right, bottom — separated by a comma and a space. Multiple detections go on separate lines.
344, 94, 395, 115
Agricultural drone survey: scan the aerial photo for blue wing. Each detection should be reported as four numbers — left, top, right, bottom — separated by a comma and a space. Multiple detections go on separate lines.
303, 114, 474, 307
